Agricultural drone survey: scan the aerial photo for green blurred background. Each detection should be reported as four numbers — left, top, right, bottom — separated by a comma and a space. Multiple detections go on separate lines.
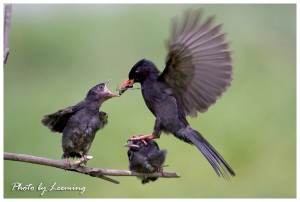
4, 4, 296, 198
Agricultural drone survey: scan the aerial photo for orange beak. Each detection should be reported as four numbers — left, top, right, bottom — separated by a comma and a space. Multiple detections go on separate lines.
118, 79, 134, 95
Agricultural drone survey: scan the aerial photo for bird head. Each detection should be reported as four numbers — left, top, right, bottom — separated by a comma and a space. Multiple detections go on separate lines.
124, 138, 159, 150
118, 59, 160, 95
86, 80, 118, 102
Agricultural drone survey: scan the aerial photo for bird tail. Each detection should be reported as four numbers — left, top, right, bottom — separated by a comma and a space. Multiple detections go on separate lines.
178, 126, 235, 179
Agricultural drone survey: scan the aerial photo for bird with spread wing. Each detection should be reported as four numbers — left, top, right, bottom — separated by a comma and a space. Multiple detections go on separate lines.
119, 9, 235, 179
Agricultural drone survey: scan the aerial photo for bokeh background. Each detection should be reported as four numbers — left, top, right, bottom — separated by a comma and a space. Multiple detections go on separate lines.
3, 4, 296, 198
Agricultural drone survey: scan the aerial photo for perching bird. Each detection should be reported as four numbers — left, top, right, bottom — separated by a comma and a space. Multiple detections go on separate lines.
42, 80, 118, 162
124, 138, 167, 184
119, 9, 235, 179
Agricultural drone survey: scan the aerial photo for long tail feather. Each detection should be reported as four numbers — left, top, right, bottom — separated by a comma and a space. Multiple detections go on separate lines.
178, 126, 235, 179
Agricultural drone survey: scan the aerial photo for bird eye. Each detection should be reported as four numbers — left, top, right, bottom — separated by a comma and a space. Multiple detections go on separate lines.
89, 90, 97, 96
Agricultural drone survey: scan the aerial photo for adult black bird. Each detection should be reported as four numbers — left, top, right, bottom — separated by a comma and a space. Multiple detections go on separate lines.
42, 80, 118, 162
124, 138, 167, 184
119, 9, 235, 179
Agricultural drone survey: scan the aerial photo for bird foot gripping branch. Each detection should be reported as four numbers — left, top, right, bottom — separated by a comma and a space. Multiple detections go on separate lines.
63, 155, 94, 169
79, 155, 93, 165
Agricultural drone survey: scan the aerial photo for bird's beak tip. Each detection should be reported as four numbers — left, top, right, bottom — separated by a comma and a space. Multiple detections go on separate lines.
110, 93, 119, 98
118, 79, 134, 95
124, 142, 139, 148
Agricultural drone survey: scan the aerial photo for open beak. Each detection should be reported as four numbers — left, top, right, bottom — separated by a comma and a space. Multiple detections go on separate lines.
104, 79, 119, 98
124, 141, 139, 148
118, 79, 135, 95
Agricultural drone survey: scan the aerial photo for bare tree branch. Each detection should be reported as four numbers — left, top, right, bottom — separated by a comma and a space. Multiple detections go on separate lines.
4, 152, 180, 184
4, 4, 12, 65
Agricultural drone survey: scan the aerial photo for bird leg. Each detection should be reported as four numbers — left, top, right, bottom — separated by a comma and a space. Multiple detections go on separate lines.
130, 134, 157, 145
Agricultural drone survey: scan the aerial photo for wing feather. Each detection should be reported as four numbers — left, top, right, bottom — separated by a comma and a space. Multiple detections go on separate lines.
41, 101, 85, 133
159, 9, 232, 117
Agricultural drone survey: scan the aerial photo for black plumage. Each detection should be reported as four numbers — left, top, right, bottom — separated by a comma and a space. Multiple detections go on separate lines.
125, 138, 167, 184
42, 80, 117, 162
119, 9, 235, 179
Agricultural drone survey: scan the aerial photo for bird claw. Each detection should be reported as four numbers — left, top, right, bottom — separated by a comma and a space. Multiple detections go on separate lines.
130, 136, 148, 145
130, 134, 156, 145
141, 139, 148, 145
80, 155, 93, 165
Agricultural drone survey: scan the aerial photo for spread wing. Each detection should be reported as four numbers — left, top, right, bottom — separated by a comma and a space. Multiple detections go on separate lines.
158, 9, 233, 117
41, 101, 85, 133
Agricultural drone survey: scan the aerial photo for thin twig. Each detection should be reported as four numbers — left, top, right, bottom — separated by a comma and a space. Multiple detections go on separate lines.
4, 4, 12, 65
4, 152, 180, 184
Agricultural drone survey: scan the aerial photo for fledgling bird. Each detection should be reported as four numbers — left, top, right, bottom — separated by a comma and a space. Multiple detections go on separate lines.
119, 9, 235, 179
124, 138, 167, 184
42, 80, 118, 162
